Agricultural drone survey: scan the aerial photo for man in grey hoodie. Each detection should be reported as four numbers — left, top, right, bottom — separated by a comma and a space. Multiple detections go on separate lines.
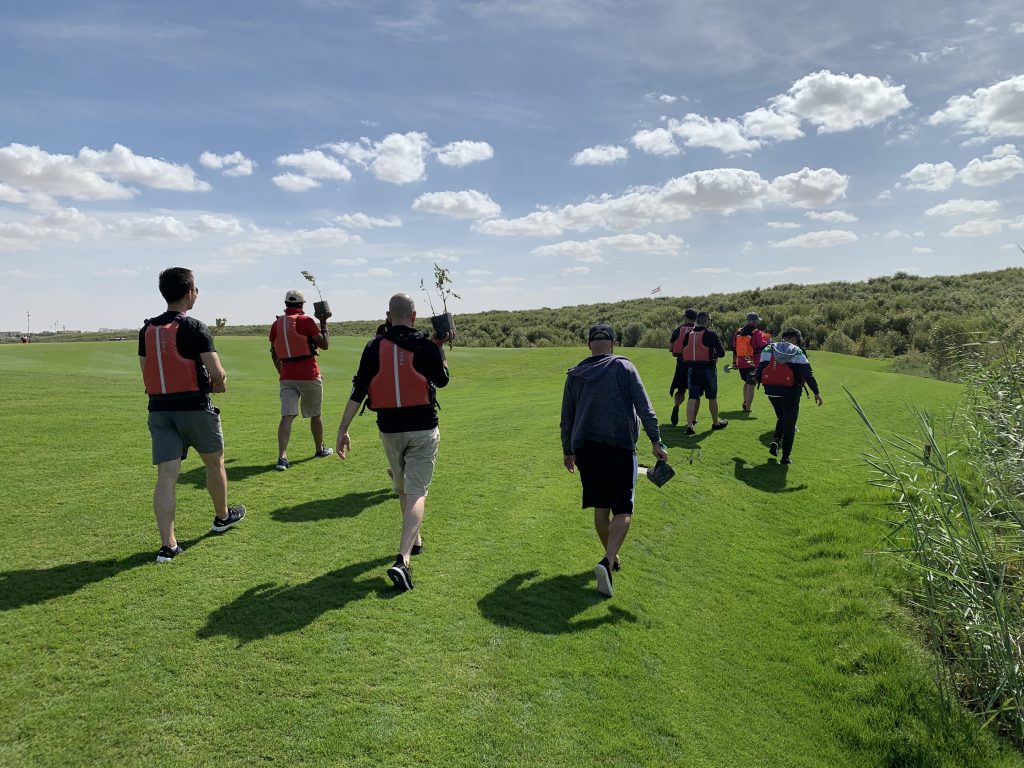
560, 323, 668, 597
755, 328, 823, 465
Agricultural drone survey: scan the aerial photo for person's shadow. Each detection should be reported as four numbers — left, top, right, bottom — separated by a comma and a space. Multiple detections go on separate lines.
477, 571, 637, 635
197, 557, 392, 644
731, 457, 807, 493
660, 427, 716, 449
179, 458, 277, 488
270, 489, 394, 523
0, 532, 213, 612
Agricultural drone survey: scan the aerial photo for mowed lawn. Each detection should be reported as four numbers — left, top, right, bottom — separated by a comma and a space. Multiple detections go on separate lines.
0, 337, 1017, 768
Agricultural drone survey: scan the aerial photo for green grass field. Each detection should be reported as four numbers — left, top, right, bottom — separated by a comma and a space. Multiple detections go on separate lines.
1, 337, 1018, 767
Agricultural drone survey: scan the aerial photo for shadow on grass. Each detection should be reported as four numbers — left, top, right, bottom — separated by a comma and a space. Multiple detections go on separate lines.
179, 458, 280, 488
731, 457, 807, 494
0, 532, 214, 612
757, 430, 777, 448
270, 489, 394, 523
197, 557, 393, 644
478, 571, 637, 635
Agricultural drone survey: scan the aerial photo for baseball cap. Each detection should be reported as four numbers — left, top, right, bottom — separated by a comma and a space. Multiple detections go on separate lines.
284, 289, 306, 304
588, 323, 615, 342
746, 312, 761, 323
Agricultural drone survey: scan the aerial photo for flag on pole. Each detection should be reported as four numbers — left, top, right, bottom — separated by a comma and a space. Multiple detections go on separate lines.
650, 286, 662, 295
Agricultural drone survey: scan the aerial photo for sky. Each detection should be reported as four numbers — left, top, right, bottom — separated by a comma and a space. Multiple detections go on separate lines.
1, 0, 1023, 332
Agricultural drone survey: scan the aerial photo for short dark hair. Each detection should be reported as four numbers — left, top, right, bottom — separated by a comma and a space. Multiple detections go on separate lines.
158, 267, 194, 303
684, 308, 698, 321
782, 327, 803, 344
285, 301, 304, 309
695, 311, 711, 326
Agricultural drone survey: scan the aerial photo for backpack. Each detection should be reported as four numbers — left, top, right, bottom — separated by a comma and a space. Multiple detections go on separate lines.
761, 349, 796, 387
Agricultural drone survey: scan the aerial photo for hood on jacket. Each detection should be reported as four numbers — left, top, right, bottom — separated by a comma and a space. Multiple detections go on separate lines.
567, 354, 622, 383
769, 341, 807, 364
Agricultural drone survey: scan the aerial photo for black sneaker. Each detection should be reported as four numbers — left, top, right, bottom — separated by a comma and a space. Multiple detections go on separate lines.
387, 556, 414, 591
155, 544, 183, 563
613, 556, 621, 572
780, 457, 792, 465
711, 419, 729, 431
595, 558, 613, 597
314, 447, 334, 459
684, 426, 696, 436
670, 405, 679, 426
769, 441, 779, 457
211, 505, 246, 533
411, 540, 423, 556
276, 457, 290, 471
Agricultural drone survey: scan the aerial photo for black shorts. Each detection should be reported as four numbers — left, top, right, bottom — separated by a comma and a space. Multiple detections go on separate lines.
737, 367, 757, 384
575, 442, 637, 516
687, 366, 718, 399
670, 360, 690, 395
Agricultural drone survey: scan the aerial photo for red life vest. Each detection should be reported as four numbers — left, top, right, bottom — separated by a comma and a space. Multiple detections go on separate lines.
142, 315, 201, 395
670, 323, 694, 356
680, 329, 711, 362
367, 339, 432, 410
273, 315, 315, 362
762, 351, 796, 387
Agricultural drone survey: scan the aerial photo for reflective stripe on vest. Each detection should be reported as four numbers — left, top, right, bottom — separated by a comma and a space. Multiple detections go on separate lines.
681, 329, 711, 362
367, 339, 431, 410
143, 317, 200, 395
273, 315, 314, 361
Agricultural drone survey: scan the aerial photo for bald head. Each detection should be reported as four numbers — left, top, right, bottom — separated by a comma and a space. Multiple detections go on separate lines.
388, 293, 416, 325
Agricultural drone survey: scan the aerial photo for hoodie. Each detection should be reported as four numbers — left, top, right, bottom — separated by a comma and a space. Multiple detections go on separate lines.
755, 341, 820, 397
560, 354, 661, 454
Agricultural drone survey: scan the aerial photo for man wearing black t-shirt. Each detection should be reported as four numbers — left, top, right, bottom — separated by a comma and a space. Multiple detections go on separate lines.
335, 293, 452, 592
139, 267, 245, 563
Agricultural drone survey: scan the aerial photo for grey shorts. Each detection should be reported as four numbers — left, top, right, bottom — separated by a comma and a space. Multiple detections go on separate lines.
280, 378, 323, 418
148, 407, 224, 465
379, 428, 440, 497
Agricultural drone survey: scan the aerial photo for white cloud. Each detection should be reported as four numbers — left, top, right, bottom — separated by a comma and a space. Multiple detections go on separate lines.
191, 214, 244, 235
691, 267, 731, 274
910, 47, 959, 64
362, 267, 395, 278
741, 108, 804, 141
943, 218, 1005, 237
773, 70, 911, 134
631, 128, 680, 156
332, 257, 368, 266
667, 114, 761, 153
991, 144, 1018, 157
412, 189, 501, 220
476, 166, 847, 237
770, 230, 858, 248
220, 226, 360, 259
334, 212, 402, 229
902, 161, 956, 191
464, 269, 491, 275
924, 199, 1001, 216
958, 153, 1024, 187
749, 265, 815, 276
370, 132, 430, 184
1012, 23, 1024, 34
272, 173, 321, 192
884, 229, 910, 239
531, 233, 684, 259
562, 266, 591, 275
766, 221, 801, 229
0, 143, 209, 202
199, 151, 254, 177
434, 140, 494, 167
912, 246, 935, 254
930, 75, 1024, 137
806, 210, 857, 223
572, 145, 629, 166
0, 182, 27, 204
111, 215, 195, 240
275, 150, 352, 181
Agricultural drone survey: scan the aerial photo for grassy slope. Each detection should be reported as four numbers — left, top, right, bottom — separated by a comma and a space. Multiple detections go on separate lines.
0, 338, 1016, 768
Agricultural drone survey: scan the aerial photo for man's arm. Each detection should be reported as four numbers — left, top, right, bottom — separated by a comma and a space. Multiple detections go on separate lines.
307, 312, 331, 350
336, 341, 379, 457
200, 351, 227, 393
270, 348, 282, 374
626, 365, 663, 450
335, 398, 361, 458
559, 377, 576, 472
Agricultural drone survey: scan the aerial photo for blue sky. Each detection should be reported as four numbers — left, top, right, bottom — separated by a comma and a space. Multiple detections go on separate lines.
1, 0, 1022, 331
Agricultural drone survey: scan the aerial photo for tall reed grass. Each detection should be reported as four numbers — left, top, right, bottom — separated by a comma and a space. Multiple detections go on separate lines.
847, 339, 1024, 747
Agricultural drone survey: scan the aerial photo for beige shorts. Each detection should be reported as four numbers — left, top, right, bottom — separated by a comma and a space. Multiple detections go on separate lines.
280, 378, 323, 418
379, 428, 440, 497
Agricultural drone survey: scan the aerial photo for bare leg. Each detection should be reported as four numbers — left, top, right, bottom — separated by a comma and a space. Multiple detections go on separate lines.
398, 493, 426, 565
743, 381, 755, 410
604, 514, 632, 564
199, 450, 228, 519
686, 398, 699, 428
154, 459, 182, 548
311, 414, 325, 451
594, 507, 611, 550
709, 399, 721, 424
277, 415, 295, 459
672, 391, 685, 408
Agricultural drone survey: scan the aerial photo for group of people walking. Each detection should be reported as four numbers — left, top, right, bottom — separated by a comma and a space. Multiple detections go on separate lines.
668, 308, 823, 464
138, 267, 821, 599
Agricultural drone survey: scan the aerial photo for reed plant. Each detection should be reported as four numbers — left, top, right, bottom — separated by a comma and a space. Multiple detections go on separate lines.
848, 339, 1024, 747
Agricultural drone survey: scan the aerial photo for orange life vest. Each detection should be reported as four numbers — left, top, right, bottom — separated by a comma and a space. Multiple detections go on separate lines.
142, 315, 201, 395
670, 323, 694, 356
680, 329, 711, 362
761, 352, 796, 387
273, 315, 315, 361
367, 339, 432, 410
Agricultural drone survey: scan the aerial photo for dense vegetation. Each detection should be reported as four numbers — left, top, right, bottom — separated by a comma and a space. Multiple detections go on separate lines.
14, 267, 1024, 378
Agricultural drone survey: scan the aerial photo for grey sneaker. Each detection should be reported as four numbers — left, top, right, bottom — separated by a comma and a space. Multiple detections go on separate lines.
314, 447, 334, 458
211, 505, 246, 533
276, 457, 290, 471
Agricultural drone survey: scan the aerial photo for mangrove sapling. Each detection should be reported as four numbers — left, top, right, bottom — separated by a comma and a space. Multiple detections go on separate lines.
301, 270, 331, 320
420, 262, 459, 348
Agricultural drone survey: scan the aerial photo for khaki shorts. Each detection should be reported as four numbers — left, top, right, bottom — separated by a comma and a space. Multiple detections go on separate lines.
280, 378, 323, 418
379, 428, 440, 497
148, 407, 224, 465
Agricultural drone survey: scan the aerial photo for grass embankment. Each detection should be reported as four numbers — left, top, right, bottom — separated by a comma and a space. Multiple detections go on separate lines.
0, 338, 1017, 767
